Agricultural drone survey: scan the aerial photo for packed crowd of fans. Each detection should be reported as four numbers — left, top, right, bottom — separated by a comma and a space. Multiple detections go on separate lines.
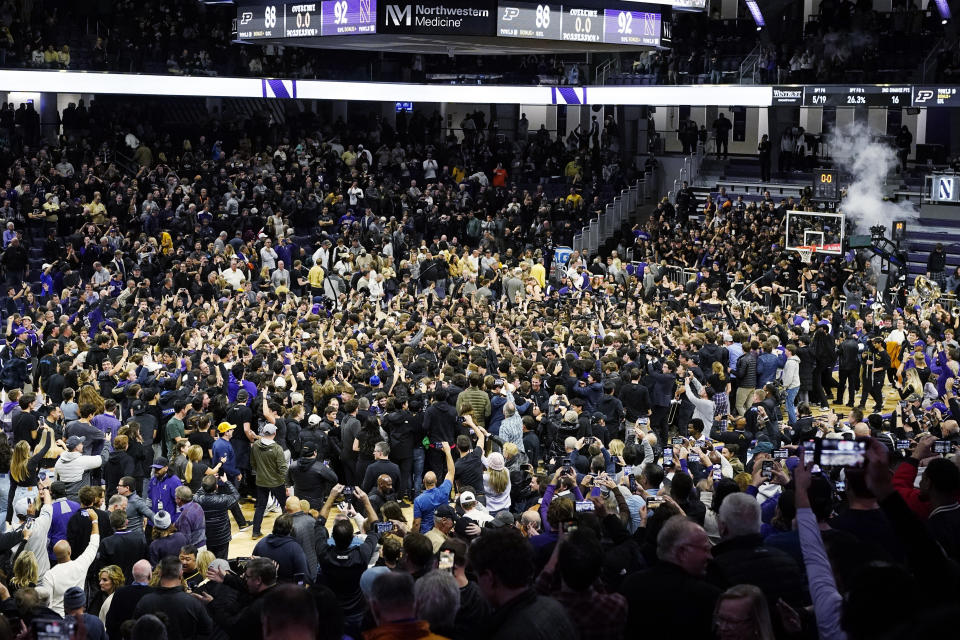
0, 89, 954, 640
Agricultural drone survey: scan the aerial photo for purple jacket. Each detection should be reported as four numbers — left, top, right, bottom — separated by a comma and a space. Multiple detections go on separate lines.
149, 531, 188, 566
538, 483, 584, 535
176, 501, 206, 548
148, 473, 183, 523
48, 498, 81, 561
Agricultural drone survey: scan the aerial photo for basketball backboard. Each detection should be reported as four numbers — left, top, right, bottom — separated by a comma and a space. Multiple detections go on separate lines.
785, 210, 845, 255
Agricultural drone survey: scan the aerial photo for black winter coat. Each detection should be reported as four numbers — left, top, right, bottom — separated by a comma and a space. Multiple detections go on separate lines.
708, 534, 808, 608
194, 481, 240, 548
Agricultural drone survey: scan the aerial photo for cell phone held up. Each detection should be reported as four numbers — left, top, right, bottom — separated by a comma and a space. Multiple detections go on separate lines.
761, 459, 774, 480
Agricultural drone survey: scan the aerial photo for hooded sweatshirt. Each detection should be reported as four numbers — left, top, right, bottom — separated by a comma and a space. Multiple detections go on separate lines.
54, 450, 103, 500
252, 534, 308, 582
782, 355, 801, 390
104, 450, 135, 496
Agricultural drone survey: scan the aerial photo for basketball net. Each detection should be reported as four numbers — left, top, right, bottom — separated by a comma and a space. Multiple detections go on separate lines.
795, 245, 817, 264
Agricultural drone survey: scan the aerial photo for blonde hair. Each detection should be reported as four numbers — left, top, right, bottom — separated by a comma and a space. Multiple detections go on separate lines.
712, 361, 726, 381
11, 551, 37, 588
196, 550, 216, 577
184, 445, 204, 484
486, 467, 510, 494
503, 442, 519, 459
98, 565, 126, 593
11, 440, 30, 482
905, 368, 923, 397
608, 439, 625, 457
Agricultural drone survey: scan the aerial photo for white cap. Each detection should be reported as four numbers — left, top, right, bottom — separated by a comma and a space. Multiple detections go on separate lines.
308, 413, 322, 426
274, 377, 287, 389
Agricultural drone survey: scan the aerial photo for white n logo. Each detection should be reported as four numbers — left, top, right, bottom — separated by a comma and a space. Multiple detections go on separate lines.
386, 4, 411, 25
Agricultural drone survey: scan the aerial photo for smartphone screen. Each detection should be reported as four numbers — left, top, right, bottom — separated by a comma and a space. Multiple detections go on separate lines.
712, 464, 721, 481
934, 440, 953, 455
773, 449, 788, 460
896, 440, 911, 450
761, 460, 774, 479
817, 439, 867, 468
662, 448, 673, 464
575, 500, 595, 513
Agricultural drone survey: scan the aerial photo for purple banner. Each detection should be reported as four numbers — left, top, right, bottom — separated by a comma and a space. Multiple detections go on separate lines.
602, 10, 660, 46
321, 0, 377, 36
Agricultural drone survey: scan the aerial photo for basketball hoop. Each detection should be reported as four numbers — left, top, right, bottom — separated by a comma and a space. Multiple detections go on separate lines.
796, 245, 816, 264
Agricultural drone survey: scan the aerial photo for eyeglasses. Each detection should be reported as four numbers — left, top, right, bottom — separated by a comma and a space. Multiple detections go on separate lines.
715, 615, 753, 628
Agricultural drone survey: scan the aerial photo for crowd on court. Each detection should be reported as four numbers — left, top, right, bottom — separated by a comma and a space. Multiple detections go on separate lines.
0, 99, 956, 640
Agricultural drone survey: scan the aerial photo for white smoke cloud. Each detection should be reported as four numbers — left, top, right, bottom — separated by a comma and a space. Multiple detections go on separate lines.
828, 121, 918, 233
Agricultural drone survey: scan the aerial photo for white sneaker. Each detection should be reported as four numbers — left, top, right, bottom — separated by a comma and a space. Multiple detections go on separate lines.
267, 503, 282, 514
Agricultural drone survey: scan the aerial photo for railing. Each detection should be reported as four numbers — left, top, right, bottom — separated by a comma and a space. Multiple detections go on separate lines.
738, 45, 761, 85
572, 166, 658, 258
594, 57, 620, 86
922, 37, 945, 82
671, 144, 705, 197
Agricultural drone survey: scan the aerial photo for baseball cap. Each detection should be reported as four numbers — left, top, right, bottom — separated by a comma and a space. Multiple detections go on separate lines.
151, 456, 169, 469
592, 412, 606, 422
459, 491, 476, 505
435, 505, 458, 520
369, 375, 381, 386
753, 441, 774, 455
301, 442, 318, 457
290, 392, 304, 404
563, 410, 579, 424
274, 377, 287, 389
487, 511, 516, 528
308, 413, 322, 426
261, 424, 278, 436
217, 422, 236, 434
66, 435, 85, 449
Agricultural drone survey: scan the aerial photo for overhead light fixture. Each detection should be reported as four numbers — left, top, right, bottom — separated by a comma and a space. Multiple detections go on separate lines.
745, 0, 765, 28
934, 0, 951, 23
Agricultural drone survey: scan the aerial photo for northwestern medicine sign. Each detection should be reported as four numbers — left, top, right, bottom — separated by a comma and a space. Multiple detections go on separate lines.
379, 0, 494, 34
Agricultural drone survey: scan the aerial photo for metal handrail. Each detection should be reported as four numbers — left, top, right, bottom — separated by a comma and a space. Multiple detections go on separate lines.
572, 165, 659, 258
922, 37, 945, 82
738, 45, 761, 85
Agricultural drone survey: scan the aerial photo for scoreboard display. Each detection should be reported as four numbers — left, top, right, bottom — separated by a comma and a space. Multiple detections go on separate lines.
497, 2, 660, 45
812, 168, 839, 202
238, 0, 665, 45
803, 85, 911, 107
237, 1, 375, 39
